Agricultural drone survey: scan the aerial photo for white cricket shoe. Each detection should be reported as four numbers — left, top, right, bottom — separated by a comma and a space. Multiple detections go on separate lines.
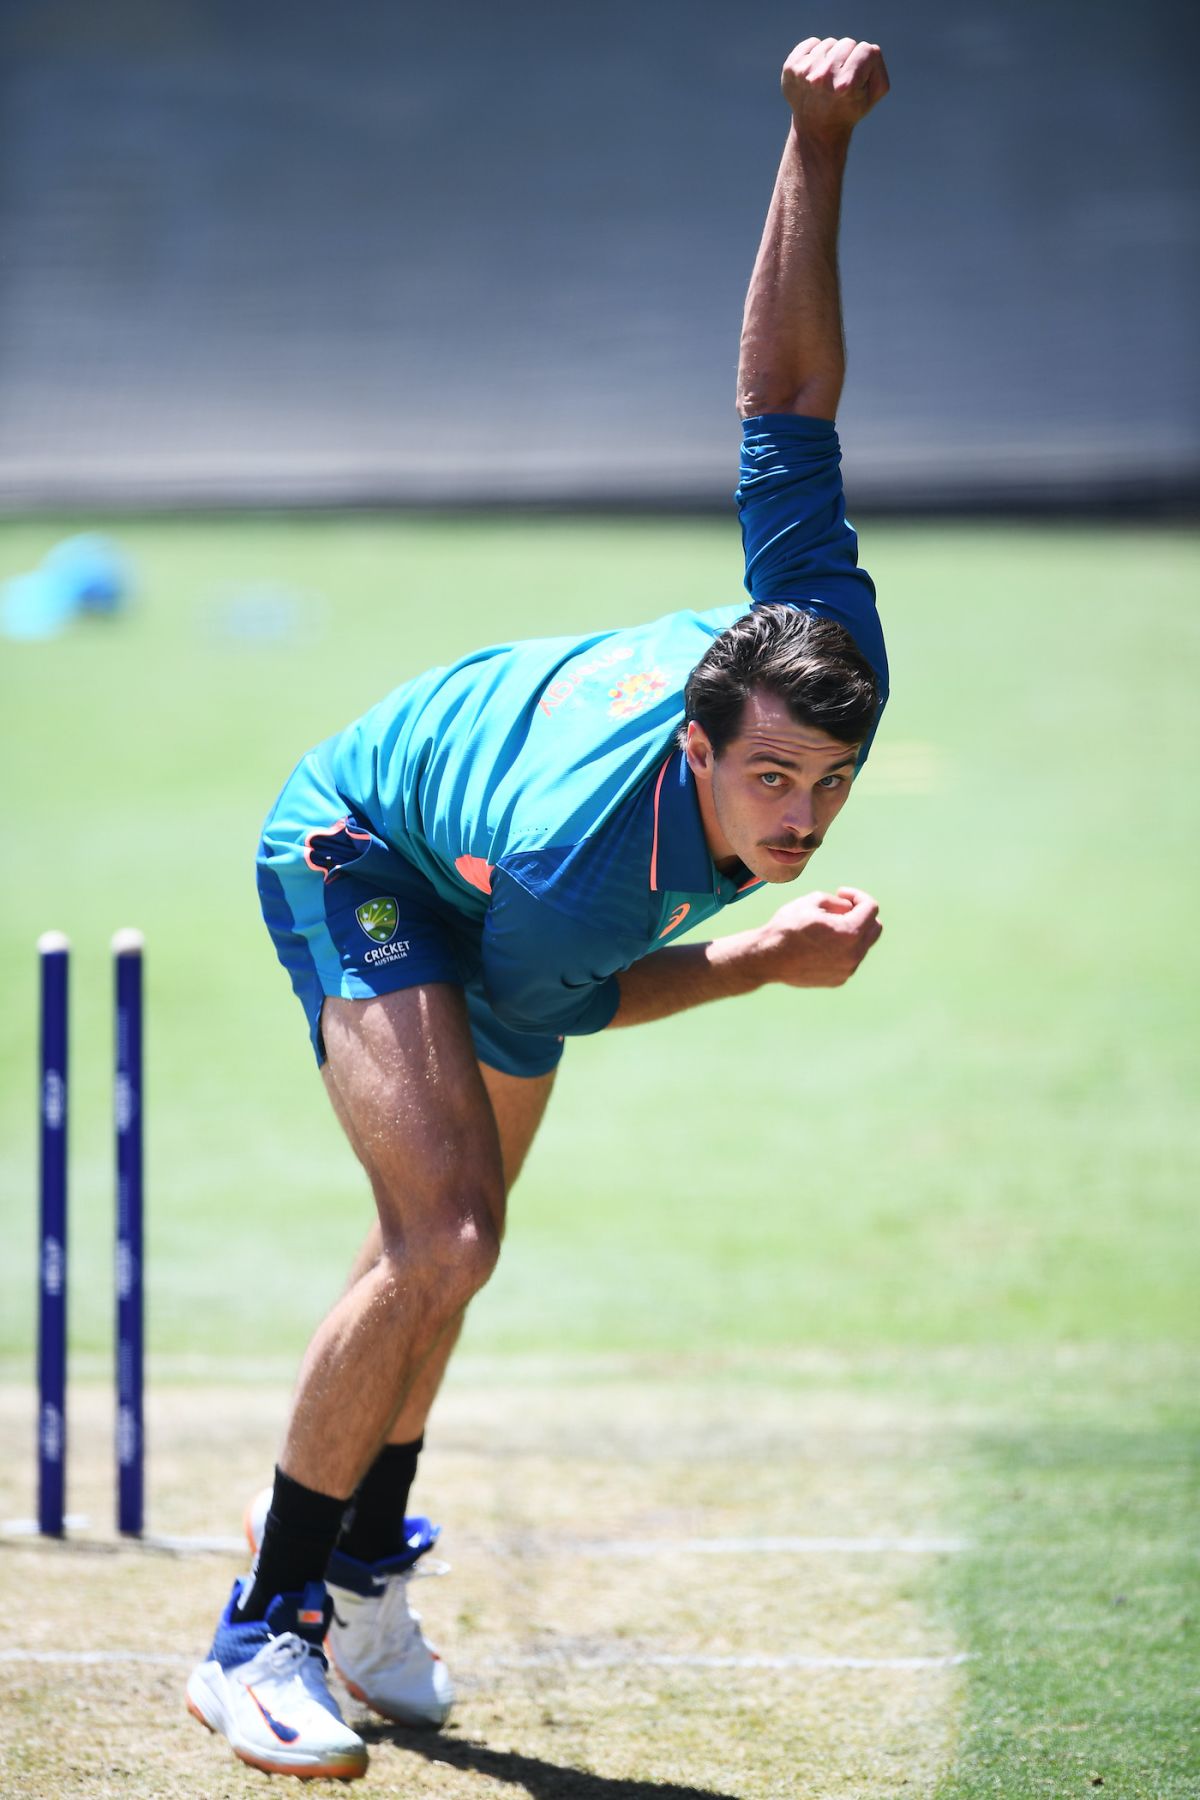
186, 1579, 368, 1781
246, 1485, 455, 1729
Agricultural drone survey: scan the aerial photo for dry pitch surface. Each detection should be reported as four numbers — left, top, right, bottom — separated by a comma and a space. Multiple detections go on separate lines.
0, 1364, 965, 1798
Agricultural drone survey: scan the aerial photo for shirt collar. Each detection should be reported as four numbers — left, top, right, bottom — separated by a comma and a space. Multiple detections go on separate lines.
649, 748, 762, 900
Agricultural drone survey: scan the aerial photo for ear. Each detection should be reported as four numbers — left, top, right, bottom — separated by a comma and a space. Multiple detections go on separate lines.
684, 719, 715, 781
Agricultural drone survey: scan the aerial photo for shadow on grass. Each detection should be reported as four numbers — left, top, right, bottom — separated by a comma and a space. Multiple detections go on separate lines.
365, 1725, 740, 1800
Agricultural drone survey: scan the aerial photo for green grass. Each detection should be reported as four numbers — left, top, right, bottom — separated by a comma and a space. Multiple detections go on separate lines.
934, 1352, 1198, 1800
2, 516, 1195, 1360
1, 514, 1197, 1794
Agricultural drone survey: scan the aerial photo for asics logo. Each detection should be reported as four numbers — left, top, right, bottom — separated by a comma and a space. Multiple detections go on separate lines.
245, 1684, 301, 1743
658, 902, 691, 939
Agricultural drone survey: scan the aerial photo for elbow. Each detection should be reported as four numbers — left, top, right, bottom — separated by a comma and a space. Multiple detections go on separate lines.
736, 384, 771, 420
736, 363, 788, 419
736, 345, 844, 421
737, 374, 843, 421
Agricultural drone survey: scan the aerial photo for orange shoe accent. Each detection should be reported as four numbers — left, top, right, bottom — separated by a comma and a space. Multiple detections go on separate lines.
242, 1495, 259, 1556
186, 1695, 215, 1732
234, 1746, 367, 1781
189, 1691, 367, 1781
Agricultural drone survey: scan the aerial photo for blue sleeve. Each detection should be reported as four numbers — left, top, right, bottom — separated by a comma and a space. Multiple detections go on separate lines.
737, 414, 888, 710
481, 869, 621, 1037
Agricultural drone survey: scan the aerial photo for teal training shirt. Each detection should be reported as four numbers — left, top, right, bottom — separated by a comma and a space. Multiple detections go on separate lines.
313, 414, 887, 1040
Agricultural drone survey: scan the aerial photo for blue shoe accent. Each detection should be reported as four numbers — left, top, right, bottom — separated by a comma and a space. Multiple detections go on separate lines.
266, 1581, 334, 1647
327, 1518, 441, 1596
208, 1578, 333, 1669
209, 1581, 271, 1669
245, 1690, 302, 1744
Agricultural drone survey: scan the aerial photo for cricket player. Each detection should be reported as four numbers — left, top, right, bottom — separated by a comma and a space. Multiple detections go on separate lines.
187, 35, 891, 1779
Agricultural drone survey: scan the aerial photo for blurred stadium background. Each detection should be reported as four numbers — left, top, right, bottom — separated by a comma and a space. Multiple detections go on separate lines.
1, 0, 1196, 509
1, 5, 1197, 1798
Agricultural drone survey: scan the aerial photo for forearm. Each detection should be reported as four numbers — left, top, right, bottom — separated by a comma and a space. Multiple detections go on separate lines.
736, 38, 887, 422
610, 886, 885, 1028
610, 930, 768, 1028
737, 128, 849, 421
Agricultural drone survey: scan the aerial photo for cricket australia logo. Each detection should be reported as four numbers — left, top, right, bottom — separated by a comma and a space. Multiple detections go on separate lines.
355, 897, 399, 944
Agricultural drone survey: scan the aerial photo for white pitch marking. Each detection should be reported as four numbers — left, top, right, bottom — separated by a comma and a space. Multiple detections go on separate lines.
485, 1651, 971, 1672
0, 1647, 969, 1673
569, 1535, 968, 1556
1, 1521, 966, 1558
139, 1532, 247, 1554
0, 1520, 244, 1555
0, 1514, 90, 1536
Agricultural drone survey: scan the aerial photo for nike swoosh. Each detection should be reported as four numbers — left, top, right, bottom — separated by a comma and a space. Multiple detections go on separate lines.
245, 1683, 301, 1743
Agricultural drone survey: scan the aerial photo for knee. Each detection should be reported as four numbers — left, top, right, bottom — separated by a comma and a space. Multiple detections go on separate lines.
419, 1199, 502, 1316
377, 1181, 502, 1318
437, 1195, 502, 1306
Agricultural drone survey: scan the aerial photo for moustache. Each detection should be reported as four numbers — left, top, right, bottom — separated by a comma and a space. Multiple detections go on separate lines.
761, 834, 821, 853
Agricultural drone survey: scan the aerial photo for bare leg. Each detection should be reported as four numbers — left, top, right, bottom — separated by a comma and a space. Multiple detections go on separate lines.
277, 985, 507, 1498
329, 1061, 555, 1447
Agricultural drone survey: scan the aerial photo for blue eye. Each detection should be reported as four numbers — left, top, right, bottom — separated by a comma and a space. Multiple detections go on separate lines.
818, 774, 844, 790
760, 771, 783, 787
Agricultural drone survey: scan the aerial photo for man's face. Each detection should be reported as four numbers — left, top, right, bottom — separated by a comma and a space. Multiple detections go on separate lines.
685, 688, 859, 886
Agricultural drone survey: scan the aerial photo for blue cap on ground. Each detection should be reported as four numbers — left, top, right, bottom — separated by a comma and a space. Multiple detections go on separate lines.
1, 535, 130, 639
43, 535, 128, 614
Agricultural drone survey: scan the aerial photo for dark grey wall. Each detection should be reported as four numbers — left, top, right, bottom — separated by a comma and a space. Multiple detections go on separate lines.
1, 0, 1196, 506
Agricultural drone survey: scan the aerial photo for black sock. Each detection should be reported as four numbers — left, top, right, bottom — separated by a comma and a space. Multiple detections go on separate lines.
238, 1466, 349, 1621
337, 1437, 424, 1564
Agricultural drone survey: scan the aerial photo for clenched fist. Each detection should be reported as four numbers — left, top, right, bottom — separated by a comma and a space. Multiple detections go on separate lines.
782, 38, 889, 139
757, 886, 883, 988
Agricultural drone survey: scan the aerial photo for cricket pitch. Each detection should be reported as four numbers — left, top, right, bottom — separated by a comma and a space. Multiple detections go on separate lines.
0, 1360, 964, 1798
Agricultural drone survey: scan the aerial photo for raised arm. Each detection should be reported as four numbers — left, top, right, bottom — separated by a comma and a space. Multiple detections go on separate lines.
737, 37, 889, 421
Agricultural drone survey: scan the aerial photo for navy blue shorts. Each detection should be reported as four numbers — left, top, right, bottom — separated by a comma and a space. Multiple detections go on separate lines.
256, 753, 565, 1079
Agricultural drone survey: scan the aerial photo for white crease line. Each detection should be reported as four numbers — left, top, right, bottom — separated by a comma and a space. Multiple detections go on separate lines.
2, 1522, 967, 1558
566, 1536, 969, 1556
0, 1522, 247, 1555
1, 1515, 91, 1536
140, 1533, 247, 1554
485, 1651, 971, 1671
0, 1648, 969, 1673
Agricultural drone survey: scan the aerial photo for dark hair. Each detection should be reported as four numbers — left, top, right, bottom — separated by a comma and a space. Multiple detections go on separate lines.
680, 606, 878, 755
